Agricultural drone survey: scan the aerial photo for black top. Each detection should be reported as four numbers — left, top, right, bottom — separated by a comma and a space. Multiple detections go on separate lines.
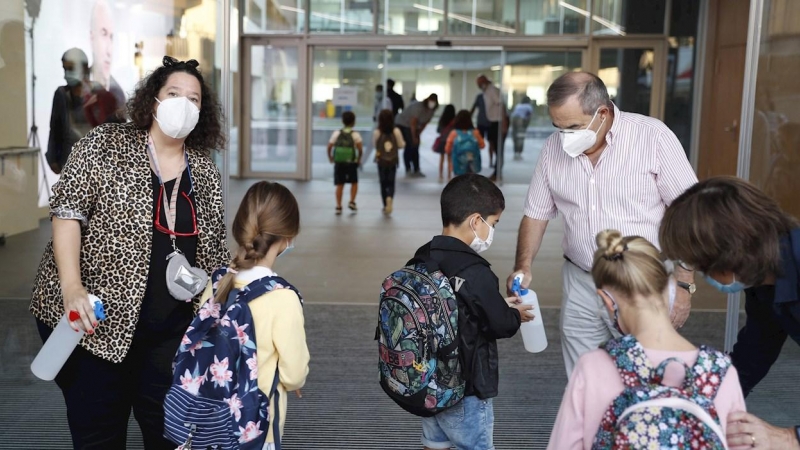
137, 167, 198, 338
415, 236, 521, 399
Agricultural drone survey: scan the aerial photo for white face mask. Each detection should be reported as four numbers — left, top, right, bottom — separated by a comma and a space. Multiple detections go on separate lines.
559, 108, 605, 158
469, 216, 494, 253
154, 96, 200, 139
428, 101, 437, 110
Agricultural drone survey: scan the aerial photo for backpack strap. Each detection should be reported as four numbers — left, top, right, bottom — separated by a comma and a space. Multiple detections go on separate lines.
270, 370, 283, 450
688, 346, 730, 400
603, 335, 654, 388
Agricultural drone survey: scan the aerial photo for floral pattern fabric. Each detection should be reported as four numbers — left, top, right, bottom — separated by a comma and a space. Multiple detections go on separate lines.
592, 335, 730, 450
164, 267, 303, 450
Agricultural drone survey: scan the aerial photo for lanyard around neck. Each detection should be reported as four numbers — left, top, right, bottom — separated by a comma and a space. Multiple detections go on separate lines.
147, 135, 193, 244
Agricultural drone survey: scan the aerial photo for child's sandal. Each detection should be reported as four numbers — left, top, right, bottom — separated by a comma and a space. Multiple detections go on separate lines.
336, 206, 343, 215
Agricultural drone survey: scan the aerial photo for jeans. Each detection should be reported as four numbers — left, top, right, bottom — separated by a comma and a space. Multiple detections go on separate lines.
399, 126, 420, 173
37, 319, 183, 450
377, 164, 397, 205
421, 396, 495, 450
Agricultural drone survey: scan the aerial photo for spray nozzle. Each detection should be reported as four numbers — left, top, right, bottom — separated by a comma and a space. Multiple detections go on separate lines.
512, 274, 529, 296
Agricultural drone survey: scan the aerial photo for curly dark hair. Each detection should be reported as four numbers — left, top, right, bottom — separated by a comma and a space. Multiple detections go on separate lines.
127, 57, 225, 152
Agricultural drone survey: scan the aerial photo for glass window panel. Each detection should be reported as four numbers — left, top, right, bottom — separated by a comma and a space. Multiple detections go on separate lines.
748, 0, 800, 218
598, 48, 654, 115
249, 45, 299, 174
520, 0, 587, 35
663, 0, 701, 157
502, 51, 582, 182
243, 0, 305, 33
310, 49, 384, 178
448, 0, 517, 35
592, 0, 666, 35
310, 0, 374, 33
378, 0, 445, 35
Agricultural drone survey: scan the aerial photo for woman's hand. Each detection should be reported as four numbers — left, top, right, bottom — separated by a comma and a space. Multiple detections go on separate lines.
62, 284, 97, 334
727, 411, 800, 449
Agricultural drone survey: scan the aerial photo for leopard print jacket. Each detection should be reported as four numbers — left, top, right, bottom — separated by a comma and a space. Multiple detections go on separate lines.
30, 123, 230, 363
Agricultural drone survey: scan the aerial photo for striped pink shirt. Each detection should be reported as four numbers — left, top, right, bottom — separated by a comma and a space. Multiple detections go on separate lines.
524, 104, 697, 271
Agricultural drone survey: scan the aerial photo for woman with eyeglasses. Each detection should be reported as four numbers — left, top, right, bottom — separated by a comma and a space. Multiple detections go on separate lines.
30, 56, 229, 449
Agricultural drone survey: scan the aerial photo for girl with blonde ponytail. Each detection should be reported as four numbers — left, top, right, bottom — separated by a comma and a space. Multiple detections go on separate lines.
203, 181, 308, 450
547, 230, 746, 449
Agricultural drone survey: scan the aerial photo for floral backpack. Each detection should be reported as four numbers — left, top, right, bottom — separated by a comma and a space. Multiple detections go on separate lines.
163, 267, 303, 450
592, 336, 730, 450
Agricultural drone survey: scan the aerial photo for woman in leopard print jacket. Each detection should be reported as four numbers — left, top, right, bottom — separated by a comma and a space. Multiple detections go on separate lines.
30, 57, 230, 449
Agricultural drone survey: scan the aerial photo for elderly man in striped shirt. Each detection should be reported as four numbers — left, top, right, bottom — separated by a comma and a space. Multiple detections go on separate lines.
508, 72, 699, 377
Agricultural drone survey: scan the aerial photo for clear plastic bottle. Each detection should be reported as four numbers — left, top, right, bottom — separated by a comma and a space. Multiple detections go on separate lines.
31, 295, 106, 381
513, 274, 548, 353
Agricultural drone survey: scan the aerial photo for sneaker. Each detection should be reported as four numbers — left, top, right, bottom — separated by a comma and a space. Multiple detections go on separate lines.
385, 197, 393, 215
415, 171, 426, 178
335, 206, 342, 215
514, 154, 523, 161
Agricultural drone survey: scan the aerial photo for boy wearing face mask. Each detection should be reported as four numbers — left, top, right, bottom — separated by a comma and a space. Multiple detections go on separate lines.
413, 174, 534, 450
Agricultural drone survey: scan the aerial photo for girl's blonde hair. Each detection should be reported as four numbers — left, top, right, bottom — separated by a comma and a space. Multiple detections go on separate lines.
213, 181, 300, 303
591, 230, 668, 300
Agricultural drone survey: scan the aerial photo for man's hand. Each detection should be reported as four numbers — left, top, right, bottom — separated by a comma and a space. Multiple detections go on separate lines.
513, 304, 534, 323
727, 411, 800, 450
670, 287, 691, 329
506, 270, 531, 296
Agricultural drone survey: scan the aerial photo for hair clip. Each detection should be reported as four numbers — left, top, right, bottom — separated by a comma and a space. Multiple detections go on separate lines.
605, 253, 624, 262
162, 55, 200, 70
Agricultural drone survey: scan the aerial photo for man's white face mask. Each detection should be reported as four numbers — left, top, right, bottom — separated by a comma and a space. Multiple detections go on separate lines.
559, 108, 605, 158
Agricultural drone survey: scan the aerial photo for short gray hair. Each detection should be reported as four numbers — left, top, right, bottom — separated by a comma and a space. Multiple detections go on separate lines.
547, 72, 612, 115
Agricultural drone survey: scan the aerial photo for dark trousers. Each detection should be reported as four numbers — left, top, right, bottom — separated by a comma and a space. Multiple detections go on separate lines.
398, 126, 420, 173
378, 164, 397, 205
37, 319, 182, 450
730, 286, 787, 397
511, 116, 529, 154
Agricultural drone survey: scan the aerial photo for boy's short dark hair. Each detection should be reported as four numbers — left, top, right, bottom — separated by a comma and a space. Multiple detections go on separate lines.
441, 174, 505, 227
342, 111, 356, 127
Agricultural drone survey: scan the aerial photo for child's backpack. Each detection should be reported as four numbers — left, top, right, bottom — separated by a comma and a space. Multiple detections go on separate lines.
376, 256, 465, 417
432, 123, 455, 154
163, 267, 303, 450
592, 335, 730, 450
451, 130, 481, 176
333, 129, 357, 163
376, 131, 399, 168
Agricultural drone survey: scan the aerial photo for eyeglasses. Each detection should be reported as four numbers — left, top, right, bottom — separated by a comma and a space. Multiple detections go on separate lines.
154, 186, 199, 237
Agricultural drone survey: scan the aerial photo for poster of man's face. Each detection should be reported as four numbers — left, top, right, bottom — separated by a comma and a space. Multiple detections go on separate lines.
89, 0, 114, 88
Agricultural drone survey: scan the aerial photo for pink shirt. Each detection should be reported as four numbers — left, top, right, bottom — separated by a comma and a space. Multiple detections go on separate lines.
547, 348, 747, 450
524, 105, 697, 271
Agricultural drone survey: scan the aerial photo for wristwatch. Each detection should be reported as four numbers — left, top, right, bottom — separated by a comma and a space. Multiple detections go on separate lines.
676, 280, 696, 295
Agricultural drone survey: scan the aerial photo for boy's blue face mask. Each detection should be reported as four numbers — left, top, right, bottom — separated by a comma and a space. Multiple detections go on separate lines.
705, 274, 747, 294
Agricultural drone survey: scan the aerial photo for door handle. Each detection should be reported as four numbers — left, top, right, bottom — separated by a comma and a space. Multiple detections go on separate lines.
724, 120, 739, 133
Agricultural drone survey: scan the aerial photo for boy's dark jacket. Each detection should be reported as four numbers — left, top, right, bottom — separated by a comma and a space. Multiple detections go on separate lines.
415, 235, 521, 399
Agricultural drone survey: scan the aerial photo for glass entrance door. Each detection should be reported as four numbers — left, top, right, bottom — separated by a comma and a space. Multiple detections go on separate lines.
591, 40, 667, 119
241, 39, 307, 178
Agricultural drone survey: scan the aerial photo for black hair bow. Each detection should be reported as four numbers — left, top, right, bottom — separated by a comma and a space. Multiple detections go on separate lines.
163, 55, 200, 69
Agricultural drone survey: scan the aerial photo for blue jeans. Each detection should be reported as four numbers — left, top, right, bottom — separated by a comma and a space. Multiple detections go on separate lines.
421, 396, 495, 450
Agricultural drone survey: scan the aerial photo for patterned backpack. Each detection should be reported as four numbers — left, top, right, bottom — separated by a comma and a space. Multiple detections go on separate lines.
593, 336, 730, 450
164, 267, 303, 450
451, 129, 481, 176
376, 256, 465, 417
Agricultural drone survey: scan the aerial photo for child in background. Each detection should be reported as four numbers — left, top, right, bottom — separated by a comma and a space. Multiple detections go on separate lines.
327, 111, 363, 215
205, 181, 310, 450
373, 109, 405, 216
432, 104, 456, 181
445, 110, 485, 178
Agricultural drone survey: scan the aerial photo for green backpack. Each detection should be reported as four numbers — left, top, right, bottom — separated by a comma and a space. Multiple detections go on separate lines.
333, 129, 357, 163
